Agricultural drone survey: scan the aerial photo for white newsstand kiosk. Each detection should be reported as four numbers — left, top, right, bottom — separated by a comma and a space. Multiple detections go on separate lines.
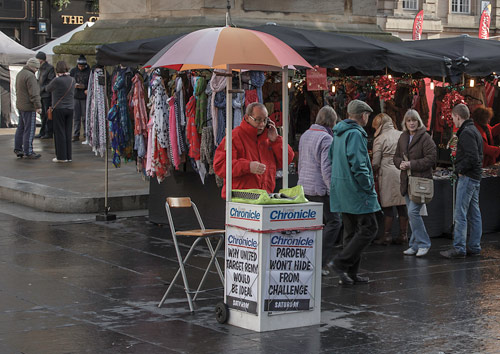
224, 201, 323, 332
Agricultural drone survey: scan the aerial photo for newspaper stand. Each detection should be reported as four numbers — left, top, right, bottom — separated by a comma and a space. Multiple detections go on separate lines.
222, 201, 323, 332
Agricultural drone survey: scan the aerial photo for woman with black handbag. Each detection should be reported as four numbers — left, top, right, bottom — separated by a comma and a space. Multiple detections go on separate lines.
394, 109, 437, 257
46, 61, 75, 162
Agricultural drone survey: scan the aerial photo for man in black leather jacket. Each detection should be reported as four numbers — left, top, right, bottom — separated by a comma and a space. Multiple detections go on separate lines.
35, 51, 55, 139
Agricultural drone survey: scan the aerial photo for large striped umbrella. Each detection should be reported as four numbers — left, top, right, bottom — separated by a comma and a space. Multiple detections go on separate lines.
145, 26, 312, 70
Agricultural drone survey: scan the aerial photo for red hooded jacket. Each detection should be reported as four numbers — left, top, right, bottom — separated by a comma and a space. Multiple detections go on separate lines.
214, 119, 294, 198
474, 122, 500, 167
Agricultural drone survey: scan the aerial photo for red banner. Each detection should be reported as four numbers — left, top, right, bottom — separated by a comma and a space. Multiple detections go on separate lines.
479, 3, 491, 39
306, 67, 327, 91
412, 10, 424, 40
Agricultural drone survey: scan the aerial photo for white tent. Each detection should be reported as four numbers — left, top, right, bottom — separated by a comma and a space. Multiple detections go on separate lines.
0, 31, 35, 65
0, 31, 35, 126
37, 22, 94, 62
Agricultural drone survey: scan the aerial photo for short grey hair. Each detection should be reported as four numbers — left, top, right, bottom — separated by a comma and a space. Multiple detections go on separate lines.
315, 106, 338, 127
246, 102, 267, 116
402, 109, 425, 132
452, 103, 470, 120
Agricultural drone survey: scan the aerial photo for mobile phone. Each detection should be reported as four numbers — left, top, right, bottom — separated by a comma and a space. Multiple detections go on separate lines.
266, 119, 271, 128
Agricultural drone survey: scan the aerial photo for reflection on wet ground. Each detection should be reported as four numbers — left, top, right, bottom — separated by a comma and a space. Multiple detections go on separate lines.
0, 214, 499, 353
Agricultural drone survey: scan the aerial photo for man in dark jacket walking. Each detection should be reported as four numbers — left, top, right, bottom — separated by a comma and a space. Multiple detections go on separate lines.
35, 51, 55, 139
441, 104, 484, 258
14, 58, 42, 159
70, 54, 91, 141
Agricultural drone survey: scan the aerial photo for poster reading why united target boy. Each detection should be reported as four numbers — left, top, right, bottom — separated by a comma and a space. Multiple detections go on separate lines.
264, 230, 315, 311
225, 226, 259, 314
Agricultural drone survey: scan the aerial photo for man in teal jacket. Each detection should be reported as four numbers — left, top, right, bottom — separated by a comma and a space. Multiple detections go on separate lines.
328, 100, 381, 286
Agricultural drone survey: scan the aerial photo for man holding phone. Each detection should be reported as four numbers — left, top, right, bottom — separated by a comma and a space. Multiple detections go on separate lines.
70, 54, 91, 142
214, 102, 294, 199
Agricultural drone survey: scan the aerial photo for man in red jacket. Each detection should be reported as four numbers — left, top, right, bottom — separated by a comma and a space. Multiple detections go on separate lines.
214, 102, 294, 199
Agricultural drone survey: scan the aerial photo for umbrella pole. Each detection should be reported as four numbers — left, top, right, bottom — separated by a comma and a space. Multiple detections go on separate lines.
282, 67, 289, 189
225, 65, 233, 202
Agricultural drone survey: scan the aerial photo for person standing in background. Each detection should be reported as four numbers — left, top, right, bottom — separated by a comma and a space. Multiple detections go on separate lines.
70, 54, 91, 142
35, 51, 55, 139
47, 61, 75, 163
371, 113, 408, 245
298, 106, 342, 275
14, 58, 42, 159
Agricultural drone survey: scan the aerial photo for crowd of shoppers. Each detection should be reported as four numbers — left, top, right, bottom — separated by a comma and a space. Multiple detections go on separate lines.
14, 52, 88, 163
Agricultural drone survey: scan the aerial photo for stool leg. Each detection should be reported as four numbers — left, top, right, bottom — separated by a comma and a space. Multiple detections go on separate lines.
193, 236, 224, 300
207, 236, 225, 283
158, 240, 201, 308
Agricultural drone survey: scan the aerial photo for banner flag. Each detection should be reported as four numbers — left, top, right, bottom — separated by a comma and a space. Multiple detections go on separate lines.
479, 3, 492, 39
412, 10, 424, 40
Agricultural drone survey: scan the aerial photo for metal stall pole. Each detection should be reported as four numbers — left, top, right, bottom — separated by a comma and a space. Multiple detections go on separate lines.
281, 66, 289, 189
97, 66, 116, 221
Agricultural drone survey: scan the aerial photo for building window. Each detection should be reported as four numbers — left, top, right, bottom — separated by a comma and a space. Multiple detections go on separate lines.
451, 0, 470, 14
403, 0, 418, 10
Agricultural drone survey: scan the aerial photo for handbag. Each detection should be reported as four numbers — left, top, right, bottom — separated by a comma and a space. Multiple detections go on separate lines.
405, 156, 434, 204
48, 78, 74, 120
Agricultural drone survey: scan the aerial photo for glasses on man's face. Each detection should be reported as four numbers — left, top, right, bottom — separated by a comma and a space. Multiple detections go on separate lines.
248, 115, 269, 125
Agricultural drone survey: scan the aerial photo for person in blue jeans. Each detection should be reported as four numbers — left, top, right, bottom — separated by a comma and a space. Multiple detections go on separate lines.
394, 109, 436, 257
441, 104, 483, 259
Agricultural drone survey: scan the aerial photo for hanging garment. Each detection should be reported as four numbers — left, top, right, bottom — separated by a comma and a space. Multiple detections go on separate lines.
209, 72, 227, 143
131, 73, 148, 158
86, 68, 107, 157
195, 77, 207, 134
175, 76, 186, 126
186, 96, 200, 160
151, 75, 169, 149
200, 126, 215, 174
245, 89, 258, 107
108, 69, 134, 168
250, 71, 266, 103
232, 91, 245, 128
168, 96, 180, 169
214, 91, 226, 146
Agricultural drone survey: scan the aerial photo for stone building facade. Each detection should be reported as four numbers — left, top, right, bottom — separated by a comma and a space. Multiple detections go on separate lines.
378, 0, 499, 39
55, 0, 395, 63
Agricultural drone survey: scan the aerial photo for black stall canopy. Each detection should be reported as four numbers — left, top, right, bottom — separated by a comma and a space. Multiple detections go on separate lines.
249, 24, 451, 77
401, 34, 500, 77
95, 25, 450, 77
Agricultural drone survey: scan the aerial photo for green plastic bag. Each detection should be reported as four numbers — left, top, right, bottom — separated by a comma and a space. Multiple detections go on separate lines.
231, 185, 309, 205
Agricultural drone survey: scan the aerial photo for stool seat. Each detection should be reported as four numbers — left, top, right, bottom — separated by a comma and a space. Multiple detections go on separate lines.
176, 229, 225, 237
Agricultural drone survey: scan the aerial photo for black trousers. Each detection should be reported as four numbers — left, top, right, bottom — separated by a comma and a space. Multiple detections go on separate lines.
333, 212, 378, 275
306, 195, 342, 266
53, 108, 73, 161
39, 97, 53, 137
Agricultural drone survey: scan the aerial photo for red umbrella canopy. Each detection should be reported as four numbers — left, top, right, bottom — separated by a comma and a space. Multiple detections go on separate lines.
146, 26, 312, 70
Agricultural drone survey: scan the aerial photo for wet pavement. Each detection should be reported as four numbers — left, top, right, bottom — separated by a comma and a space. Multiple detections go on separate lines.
0, 212, 499, 353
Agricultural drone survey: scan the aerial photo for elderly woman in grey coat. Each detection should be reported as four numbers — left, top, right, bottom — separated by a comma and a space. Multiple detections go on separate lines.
372, 113, 408, 245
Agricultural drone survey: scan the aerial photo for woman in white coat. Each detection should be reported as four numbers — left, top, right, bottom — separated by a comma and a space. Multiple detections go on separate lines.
372, 113, 408, 245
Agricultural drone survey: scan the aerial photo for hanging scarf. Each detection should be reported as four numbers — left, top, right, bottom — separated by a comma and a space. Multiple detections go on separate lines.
108, 70, 134, 167
168, 96, 180, 169
209, 72, 227, 143
131, 73, 148, 158
250, 71, 265, 103
151, 76, 169, 149
200, 126, 215, 174
186, 96, 200, 160
175, 76, 186, 126
214, 90, 226, 146
195, 77, 207, 134
86, 68, 107, 157
232, 91, 245, 128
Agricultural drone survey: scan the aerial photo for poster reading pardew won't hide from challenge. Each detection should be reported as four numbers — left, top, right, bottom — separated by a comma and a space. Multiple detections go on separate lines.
264, 231, 315, 312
